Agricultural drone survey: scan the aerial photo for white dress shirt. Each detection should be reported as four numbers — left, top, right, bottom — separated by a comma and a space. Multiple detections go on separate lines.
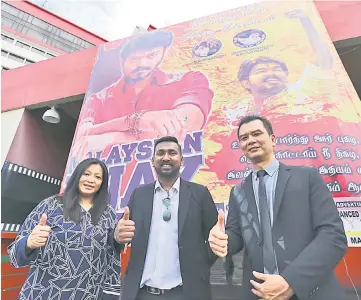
140, 177, 182, 289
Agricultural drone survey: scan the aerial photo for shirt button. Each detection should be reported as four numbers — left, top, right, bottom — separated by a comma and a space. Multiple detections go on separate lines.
257, 240, 262, 246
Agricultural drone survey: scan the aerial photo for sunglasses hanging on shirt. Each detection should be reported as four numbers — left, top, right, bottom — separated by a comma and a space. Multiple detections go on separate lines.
162, 197, 171, 222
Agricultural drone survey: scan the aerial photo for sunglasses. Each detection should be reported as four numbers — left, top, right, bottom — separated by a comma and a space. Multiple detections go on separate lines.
162, 197, 171, 222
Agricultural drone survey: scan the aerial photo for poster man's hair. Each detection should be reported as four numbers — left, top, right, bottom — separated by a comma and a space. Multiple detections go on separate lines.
121, 31, 174, 60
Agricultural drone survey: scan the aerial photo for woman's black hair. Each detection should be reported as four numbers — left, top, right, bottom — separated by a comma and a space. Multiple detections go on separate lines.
61, 158, 109, 224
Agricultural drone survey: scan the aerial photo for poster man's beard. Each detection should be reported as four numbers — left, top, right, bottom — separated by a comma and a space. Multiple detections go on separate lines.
124, 67, 153, 84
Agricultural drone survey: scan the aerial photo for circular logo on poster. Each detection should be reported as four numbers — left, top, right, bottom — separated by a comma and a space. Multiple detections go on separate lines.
233, 29, 266, 48
192, 39, 222, 58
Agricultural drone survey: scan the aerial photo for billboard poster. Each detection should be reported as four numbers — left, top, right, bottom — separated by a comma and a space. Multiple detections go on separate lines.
63, 0, 361, 261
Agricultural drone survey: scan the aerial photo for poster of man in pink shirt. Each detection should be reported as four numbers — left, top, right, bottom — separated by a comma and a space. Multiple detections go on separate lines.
71, 30, 214, 161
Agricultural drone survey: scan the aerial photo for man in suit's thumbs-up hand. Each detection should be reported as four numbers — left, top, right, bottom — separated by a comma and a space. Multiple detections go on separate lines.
208, 210, 228, 257
114, 206, 135, 244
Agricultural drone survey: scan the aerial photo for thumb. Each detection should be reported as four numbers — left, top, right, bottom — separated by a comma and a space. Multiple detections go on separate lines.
123, 206, 130, 221
253, 271, 268, 281
39, 214, 47, 226
218, 210, 225, 232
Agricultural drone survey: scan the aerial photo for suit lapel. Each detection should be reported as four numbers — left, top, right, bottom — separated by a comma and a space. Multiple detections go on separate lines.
178, 179, 191, 239
244, 175, 261, 230
142, 182, 156, 239
273, 163, 290, 222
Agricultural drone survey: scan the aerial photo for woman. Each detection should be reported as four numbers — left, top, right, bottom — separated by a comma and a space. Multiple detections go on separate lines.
8, 158, 121, 300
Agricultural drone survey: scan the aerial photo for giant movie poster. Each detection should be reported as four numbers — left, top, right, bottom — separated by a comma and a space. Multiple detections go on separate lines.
63, 0, 361, 261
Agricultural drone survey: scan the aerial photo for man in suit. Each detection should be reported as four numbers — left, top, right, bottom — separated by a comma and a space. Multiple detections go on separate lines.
114, 136, 218, 300
208, 115, 347, 300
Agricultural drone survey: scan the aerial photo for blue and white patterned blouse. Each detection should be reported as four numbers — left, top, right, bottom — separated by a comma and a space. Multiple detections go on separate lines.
8, 195, 121, 300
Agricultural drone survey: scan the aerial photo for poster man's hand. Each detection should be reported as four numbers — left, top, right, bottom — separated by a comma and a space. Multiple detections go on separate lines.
208, 210, 228, 257
27, 214, 52, 249
250, 271, 294, 300
139, 110, 187, 142
114, 206, 135, 244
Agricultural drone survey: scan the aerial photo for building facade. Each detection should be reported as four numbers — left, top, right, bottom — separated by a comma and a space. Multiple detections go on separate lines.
1, 30, 57, 70
1, 0, 107, 70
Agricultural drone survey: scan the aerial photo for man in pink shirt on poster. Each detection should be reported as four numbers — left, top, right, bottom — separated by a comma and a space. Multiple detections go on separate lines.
72, 30, 214, 160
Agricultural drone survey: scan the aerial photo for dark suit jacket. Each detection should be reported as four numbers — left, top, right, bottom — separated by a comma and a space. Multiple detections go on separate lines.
121, 179, 218, 300
226, 163, 347, 300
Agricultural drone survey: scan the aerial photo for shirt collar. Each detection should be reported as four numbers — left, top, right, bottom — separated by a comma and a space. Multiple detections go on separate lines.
154, 176, 181, 194
252, 159, 280, 179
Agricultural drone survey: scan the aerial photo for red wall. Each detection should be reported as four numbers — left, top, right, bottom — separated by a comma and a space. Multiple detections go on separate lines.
6, 108, 77, 179
1, 236, 29, 300
1, 46, 97, 112
314, 1, 361, 42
